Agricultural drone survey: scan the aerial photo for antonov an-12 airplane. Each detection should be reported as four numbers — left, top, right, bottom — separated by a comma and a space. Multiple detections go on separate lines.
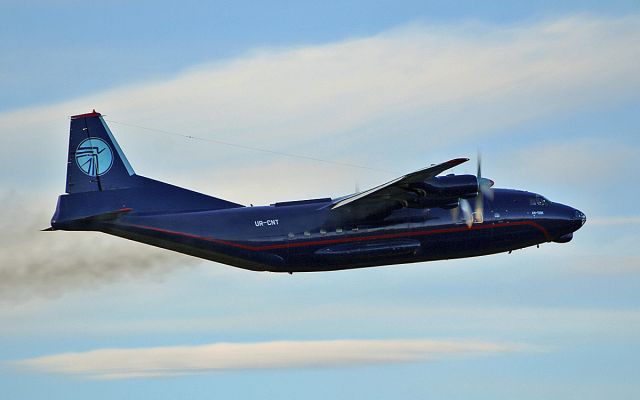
48, 111, 586, 273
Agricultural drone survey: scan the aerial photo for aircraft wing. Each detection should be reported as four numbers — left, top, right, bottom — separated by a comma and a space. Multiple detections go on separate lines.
329, 158, 469, 218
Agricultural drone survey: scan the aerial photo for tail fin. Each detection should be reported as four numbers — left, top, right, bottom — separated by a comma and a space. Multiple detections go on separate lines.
66, 110, 136, 193
52, 111, 242, 229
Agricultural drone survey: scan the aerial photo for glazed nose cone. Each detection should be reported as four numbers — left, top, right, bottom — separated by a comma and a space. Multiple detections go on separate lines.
573, 208, 587, 228
550, 204, 586, 243
563, 206, 586, 234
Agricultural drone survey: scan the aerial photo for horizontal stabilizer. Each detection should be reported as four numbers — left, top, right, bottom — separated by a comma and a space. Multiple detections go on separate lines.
50, 206, 133, 230
77, 207, 133, 222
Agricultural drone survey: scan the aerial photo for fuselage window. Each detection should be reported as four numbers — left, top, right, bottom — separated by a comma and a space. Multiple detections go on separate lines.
304, 231, 311, 236
288, 232, 295, 239
336, 228, 343, 233
320, 229, 327, 235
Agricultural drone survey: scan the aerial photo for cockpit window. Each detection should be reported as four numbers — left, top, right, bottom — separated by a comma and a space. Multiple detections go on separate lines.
531, 195, 548, 206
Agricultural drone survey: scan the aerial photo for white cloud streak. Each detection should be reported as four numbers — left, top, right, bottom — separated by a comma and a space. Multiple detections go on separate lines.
14, 339, 530, 379
2, 14, 639, 195
587, 216, 640, 226
505, 139, 640, 184
489, 138, 640, 213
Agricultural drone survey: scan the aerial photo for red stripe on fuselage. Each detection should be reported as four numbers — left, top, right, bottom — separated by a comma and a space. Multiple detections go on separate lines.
71, 110, 102, 119
122, 220, 551, 252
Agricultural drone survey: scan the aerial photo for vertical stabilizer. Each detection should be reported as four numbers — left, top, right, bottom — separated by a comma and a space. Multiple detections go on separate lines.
53, 110, 242, 228
66, 110, 136, 193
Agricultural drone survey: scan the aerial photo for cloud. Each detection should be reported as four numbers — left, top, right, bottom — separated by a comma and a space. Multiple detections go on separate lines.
100, 14, 640, 170
587, 216, 640, 226
13, 339, 530, 379
496, 139, 640, 187
482, 136, 640, 218
1, 14, 639, 193
5, 303, 638, 339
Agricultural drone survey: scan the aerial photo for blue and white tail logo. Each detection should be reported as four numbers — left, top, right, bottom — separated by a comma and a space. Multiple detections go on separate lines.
75, 138, 114, 177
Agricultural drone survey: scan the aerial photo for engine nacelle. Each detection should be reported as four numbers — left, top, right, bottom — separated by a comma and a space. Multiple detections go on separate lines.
410, 174, 479, 199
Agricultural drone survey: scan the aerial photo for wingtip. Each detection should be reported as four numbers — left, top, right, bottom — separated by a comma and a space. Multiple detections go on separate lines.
41, 227, 55, 231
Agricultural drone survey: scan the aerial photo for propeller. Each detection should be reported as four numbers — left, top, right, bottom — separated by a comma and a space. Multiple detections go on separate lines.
474, 153, 494, 224
459, 198, 474, 228
477, 153, 494, 200
450, 203, 459, 222
451, 153, 494, 227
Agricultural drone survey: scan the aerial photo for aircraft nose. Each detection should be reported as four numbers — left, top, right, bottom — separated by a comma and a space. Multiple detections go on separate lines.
550, 204, 585, 243
573, 208, 587, 227
563, 205, 586, 233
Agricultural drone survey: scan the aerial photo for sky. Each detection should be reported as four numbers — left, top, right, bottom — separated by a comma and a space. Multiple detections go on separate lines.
1, 1, 639, 399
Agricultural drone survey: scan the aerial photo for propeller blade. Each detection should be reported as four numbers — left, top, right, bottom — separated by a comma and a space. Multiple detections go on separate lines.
476, 152, 494, 200
475, 153, 484, 223
479, 178, 494, 200
475, 194, 484, 223
474, 152, 493, 222
459, 198, 473, 228
450, 205, 459, 222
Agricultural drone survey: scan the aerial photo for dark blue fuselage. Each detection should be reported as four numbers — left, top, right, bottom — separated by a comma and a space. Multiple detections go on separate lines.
53, 188, 585, 273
